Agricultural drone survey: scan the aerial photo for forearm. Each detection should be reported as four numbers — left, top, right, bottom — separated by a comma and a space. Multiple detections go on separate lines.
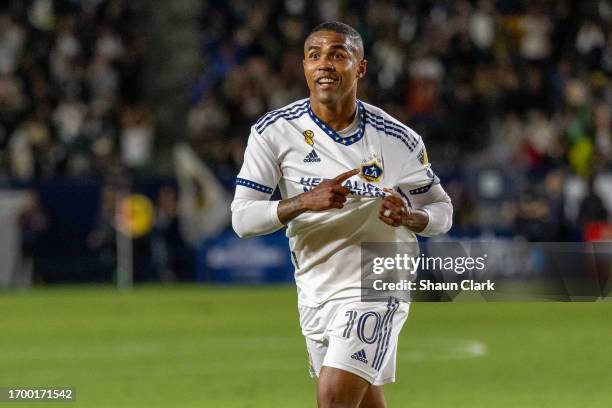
231, 198, 283, 238
232, 190, 342, 237
418, 201, 453, 236
401, 208, 429, 233
407, 184, 453, 237
278, 169, 357, 223
277, 195, 308, 224
232, 169, 357, 237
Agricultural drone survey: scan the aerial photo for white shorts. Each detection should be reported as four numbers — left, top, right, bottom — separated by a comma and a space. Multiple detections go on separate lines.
299, 297, 410, 386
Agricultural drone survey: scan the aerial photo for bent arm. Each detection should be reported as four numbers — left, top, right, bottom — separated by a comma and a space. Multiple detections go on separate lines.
409, 183, 453, 237
232, 168, 359, 238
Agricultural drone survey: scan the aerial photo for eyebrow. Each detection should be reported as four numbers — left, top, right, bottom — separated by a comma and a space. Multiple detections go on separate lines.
306, 44, 352, 52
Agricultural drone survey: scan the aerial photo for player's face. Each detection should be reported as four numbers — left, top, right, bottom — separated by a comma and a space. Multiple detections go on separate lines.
303, 31, 366, 106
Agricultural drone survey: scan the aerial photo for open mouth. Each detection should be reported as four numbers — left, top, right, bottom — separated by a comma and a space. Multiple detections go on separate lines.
315, 77, 339, 88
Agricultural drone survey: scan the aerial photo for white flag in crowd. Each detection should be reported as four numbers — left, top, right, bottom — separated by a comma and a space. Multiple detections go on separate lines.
174, 144, 231, 246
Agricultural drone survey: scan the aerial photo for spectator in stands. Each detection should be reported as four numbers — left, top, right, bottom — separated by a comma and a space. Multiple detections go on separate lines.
87, 184, 118, 280
577, 175, 609, 226
0, 0, 146, 180
119, 104, 155, 171
15, 189, 47, 286
152, 185, 193, 281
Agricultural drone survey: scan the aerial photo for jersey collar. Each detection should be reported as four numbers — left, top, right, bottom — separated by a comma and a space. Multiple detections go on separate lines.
307, 100, 366, 146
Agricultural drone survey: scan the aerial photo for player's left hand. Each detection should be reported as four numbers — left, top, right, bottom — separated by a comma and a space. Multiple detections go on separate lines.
378, 190, 429, 232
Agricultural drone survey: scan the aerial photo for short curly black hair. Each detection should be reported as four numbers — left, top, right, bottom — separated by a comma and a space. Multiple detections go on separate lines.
307, 21, 364, 58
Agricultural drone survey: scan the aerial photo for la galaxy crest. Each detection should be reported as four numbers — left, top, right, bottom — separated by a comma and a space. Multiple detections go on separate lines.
360, 153, 384, 182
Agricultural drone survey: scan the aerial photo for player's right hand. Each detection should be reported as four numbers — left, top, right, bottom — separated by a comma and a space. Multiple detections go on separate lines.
299, 168, 359, 211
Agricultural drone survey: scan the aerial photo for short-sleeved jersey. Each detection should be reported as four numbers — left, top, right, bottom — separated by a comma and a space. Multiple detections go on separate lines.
235, 98, 438, 307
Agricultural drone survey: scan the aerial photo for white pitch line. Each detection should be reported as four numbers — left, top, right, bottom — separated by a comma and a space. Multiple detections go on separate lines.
397, 338, 487, 362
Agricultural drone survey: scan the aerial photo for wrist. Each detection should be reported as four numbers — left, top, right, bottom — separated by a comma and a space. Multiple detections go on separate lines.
278, 194, 309, 224
402, 208, 429, 233
296, 192, 311, 212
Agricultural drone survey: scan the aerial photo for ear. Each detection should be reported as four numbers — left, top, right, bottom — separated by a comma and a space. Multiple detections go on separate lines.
357, 59, 367, 79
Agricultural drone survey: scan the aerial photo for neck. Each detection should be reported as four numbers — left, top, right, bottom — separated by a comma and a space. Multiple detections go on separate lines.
309, 96, 357, 131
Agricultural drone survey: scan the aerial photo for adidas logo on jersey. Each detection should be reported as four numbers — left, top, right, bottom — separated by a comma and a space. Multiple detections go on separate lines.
351, 349, 368, 364
303, 150, 321, 163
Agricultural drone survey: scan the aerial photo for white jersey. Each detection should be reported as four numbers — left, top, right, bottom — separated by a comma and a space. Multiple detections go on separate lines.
234, 98, 440, 307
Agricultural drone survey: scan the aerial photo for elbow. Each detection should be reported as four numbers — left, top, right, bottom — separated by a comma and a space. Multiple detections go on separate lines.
231, 199, 252, 239
231, 212, 251, 239
443, 212, 453, 234
232, 225, 246, 239
230, 198, 283, 238
441, 202, 453, 234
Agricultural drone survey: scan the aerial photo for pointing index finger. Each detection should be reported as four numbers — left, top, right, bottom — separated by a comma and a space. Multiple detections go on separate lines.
332, 168, 360, 184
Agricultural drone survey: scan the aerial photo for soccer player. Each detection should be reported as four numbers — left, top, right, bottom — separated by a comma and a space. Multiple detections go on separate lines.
231, 22, 452, 408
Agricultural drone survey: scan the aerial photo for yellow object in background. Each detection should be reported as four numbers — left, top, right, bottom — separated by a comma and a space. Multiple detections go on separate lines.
568, 137, 593, 177
117, 194, 154, 238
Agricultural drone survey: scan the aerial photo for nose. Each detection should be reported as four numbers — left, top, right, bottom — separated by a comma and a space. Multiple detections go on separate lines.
317, 54, 335, 71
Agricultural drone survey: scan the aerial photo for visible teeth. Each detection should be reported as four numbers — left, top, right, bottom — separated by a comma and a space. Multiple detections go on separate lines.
318, 78, 335, 84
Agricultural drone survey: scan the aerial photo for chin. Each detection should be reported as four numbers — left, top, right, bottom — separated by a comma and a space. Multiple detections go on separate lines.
313, 92, 338, 105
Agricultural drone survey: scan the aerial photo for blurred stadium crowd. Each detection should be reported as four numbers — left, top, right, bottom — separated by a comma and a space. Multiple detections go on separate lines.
0, 0, 169, 285
0, 0, 611, 284
190, 0, 611, 239
0, 0, 151, 181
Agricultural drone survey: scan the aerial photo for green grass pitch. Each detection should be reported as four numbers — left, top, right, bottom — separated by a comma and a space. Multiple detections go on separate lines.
0, 285, 610, 407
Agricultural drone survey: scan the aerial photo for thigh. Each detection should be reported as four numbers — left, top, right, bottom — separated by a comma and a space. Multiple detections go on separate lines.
317, 368, 387, 408
359, 386, 386, 408
317, 366, 370, 408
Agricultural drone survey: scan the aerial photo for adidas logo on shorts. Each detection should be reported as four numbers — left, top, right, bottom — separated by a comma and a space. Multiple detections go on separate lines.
350, 349, 368, 364
303, 149, 321, 163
